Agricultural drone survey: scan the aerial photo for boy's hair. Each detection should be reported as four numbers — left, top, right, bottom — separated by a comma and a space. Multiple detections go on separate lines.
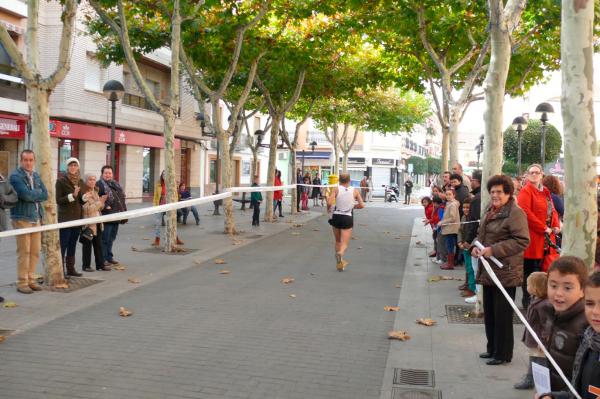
432, 195, 443, 204
588, 271, 600, 289
548, 256, 589, 289
462, 196, 472, 205
527, 272, 548, 298
421, 196, 431, 204
449, 173, 463, 183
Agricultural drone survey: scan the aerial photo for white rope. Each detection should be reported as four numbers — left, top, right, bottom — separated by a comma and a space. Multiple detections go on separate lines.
438, 219, 481, 226
474, 240, 582, 399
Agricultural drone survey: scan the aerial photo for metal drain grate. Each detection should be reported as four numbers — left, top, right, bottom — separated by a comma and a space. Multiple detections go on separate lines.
445, 305, 522, 324
392, 388, 442, 399
393, 369, 435, 387
43, 277, 103, 293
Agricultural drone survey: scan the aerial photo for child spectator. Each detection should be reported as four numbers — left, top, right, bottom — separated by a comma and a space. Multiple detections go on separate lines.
301, 176, 310, 210
514, 271, 549, 390
440, 187, 460, 270
422, 196, 435, 257
432, 196, 446, 265
539, 256, 589, 392
458, 197, 475, 297
538, 271, 600, 399
250, 176, 262, 227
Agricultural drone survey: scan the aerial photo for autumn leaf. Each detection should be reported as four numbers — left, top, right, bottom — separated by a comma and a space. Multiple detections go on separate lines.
351, 236, 357, 240
3, 301, 18, 308
214, 258, 227, 265
388, 330, 410, 341
312, 228, 320, 232
441, 275, 455, 280
416, 318, 437, 326
219, 270, 231, 275
395, 284, 401, 288
128, 277, 141, 284
232, 240, 243, 246
384, 306, 400, 312
54, 283, 69, 289
131, 246, 140, 252
119, 306, 133, 317
291, 232, 301, 236
112, 265, 126, 271
281, 277, 295, 284
357, 246, 363, 250
142, 237, 150, 240
293, 223, 304, 228
428, 276, 442, 282
289, 294, 297, 298
0, 335, 5, 343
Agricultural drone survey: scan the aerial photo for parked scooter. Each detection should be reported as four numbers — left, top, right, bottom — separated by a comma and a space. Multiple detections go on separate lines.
384, 185, 399, 202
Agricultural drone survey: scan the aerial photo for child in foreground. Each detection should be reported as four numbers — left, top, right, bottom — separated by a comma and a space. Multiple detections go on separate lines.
538, 271, 600, 399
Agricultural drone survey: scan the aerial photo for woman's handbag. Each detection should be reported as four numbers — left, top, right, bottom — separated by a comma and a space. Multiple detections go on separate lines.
541, 197, 560, 272
80, 227, 94, 241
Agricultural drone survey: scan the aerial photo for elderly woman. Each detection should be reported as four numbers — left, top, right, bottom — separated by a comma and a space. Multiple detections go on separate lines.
518, 164, 560, 309
81, 174, 109, 271
472, 174, 530, 366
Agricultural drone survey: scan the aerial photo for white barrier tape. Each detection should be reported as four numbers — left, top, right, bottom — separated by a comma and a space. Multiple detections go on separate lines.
474, 240, 581, 399
438, 220, 481, 226
473, 240, 504, 269
0, 192, 232, 239
226, 184, 337, 193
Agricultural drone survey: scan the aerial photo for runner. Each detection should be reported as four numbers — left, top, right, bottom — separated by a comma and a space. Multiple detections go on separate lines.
327, 173, 365, 271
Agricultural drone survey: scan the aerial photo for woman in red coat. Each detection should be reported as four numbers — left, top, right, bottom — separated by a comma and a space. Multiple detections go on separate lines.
517, 164, 560, 309
273, 170, 284, 218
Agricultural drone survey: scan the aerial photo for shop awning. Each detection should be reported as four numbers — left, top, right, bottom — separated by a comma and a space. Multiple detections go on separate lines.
300, 151, 330, 160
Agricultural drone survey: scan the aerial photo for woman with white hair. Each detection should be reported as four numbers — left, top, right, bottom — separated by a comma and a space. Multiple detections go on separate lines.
81, 173, 109, 271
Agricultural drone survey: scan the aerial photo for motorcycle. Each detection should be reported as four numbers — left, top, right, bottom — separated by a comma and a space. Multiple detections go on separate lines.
384, 185, 399, 202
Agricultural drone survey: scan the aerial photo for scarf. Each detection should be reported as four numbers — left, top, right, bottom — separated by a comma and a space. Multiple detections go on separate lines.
571, 327, 600, 387
67, 170, 80, 187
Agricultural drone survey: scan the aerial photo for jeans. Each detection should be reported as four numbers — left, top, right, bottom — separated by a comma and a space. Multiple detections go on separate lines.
181, 206, 200, 224
251, 200, 260, 225
273, 200, 283, 216
522, 258, 542, 309
436, 231, 447, 261
102, 223, 119, 262
59, 227, 80, 261
82, 224, 104, 269
464, 249, 475, 292
443, 233, 457, 255
483, 285, 516, 361
404, 191, 411, 204
154, 212, 165, 238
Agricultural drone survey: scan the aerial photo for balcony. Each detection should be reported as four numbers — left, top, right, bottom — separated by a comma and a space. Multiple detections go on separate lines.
0, 72, 25, 102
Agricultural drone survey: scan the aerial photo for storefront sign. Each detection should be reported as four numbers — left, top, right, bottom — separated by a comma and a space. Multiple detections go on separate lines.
372, 158, 395, 166
0, 117, 25, 139
344, 157, 365, 165
49, 120, 180, 149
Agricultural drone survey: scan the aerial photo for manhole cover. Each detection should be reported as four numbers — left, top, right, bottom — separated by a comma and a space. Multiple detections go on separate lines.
394, 369, 435, 387
43, 277, 103, 293
392, 388, 442, 399
445, 304, 522, 324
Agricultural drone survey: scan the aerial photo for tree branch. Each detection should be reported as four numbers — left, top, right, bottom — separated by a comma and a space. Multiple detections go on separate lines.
0, 25, 33, 82
180, 44, 215, 98
226, 52, 265, 136
43, 0, 78, 89
282, 69, 306, 113
417, 6, 447, 76
254, 73, 276, 115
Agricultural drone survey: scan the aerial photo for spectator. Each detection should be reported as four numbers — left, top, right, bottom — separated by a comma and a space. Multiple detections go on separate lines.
0, 172, 17, 301
10, 150, 48, 294
472, 174, 530, 366
366, 176, 373, 202
296, 168, 302, 212
442, 171, 452, 191
450, 173, 470, 211
250, 176, 262, 226
543, 175, 564, 220
440, 187, 460, 270
513, 176, 523, 197
404, 177, 413, 204
178, 182, 200, 225
80, 173, 109, 272
458, 197, 475, 296
311, 173, 322, 207
96, 165, 127, 266
273, 170, 284, 217
452, 162, 472, 190
432, 195, 447, 265
463, 169, 482, 304
152, 171, 184, 247
360, 175, 368, 199
301, 176, 310, 210
56, 157, 85, 277
518, 163, 560, 309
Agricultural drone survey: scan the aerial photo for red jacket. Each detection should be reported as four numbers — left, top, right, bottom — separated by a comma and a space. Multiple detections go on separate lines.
517, 181, 560, 259
274, 176, 283, 201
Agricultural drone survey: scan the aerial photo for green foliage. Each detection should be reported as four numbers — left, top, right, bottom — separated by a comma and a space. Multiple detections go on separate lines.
407, 156, 427, 175
502, 159, 518, 176
427, 157, 442, 175
503, 119, 562, 165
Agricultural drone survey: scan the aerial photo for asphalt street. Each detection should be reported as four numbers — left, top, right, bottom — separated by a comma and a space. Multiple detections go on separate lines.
0, 206, 418, 399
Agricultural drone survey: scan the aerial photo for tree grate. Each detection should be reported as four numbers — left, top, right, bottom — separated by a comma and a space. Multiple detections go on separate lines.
393, 369, 435, 387
445, 304, 522, 324
134, 247, 201, 255
392, 388, 442, 399
43, 277, 103, 293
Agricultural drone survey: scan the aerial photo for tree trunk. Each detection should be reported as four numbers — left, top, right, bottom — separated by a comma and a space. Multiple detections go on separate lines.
163, 114, 178, 251
289, 149, 297, 214
448, 107, 461, 168
481, 2, 513, 216
29, 87, 64, 286
265, 115, 280, 222
561, 0, 597, 269
441, 126, 450, 173
218, 132, 236, 234
251, 148, 259, 181
342, 152, 348, 173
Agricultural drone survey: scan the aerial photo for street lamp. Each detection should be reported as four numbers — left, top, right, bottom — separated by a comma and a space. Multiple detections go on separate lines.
196, 113, 221, 215
300, 140, 317, 173
535, 102, 554, 167
475, 134, 484, 170
102, 80, 125, 171
511, 116, 528, 176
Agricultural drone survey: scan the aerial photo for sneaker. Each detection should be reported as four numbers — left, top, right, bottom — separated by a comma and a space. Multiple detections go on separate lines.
0, 296, 4, 303
107, 259, 119, 265
28, 283, 43, 291
17, 286, 33, 294
465, 295, 478, 304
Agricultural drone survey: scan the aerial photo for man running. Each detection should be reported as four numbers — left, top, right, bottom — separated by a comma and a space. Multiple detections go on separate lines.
327, 173, 365, 271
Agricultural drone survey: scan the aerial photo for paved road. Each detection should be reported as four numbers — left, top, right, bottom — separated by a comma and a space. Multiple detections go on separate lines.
0, 206, 418, 399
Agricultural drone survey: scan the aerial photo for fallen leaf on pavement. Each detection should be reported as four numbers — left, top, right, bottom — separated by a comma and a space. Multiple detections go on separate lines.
0, 336, 5, 343
351, 236, 357, 240
142, 237, 150, 241
416, 240, 423, 245
281, 277, 295, 284
219, 270, 231, 275
112, 265, 126, 271
293, 223, 304, 228
289, 294, 296, 298
214, 258, 227, 265
3, 301, 18, 308
395, 284, 401, 288
54, 283, 69, 289
232, 240, 243, 246
119, 306, 132, 317
291, 232, 301, 236
128, 278, 141, 284
428, 276, 442, 282
357, 246, 363, 250
131, 246, 140, 252
388, 330, 410, 341
441, 275, 455, 280
428, 275, 458, 282
384, 306, 400, 312
193, 258, 203, 266
312, 228, 320, 232
416, 318, 437, 326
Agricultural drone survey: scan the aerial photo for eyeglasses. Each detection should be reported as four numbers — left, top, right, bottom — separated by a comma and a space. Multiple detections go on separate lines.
528, 171, 541, 175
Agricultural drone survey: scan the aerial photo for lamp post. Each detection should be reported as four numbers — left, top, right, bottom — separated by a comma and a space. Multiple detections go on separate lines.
475, 134, 484, 170
197, 113, 221, 215
535, 102, 554, 168
511, 116, 528, 176
102, 80, 125, 172
300, 141, 317, 173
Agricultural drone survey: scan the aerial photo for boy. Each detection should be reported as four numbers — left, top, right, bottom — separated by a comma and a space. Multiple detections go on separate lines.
250, 176, 262, 227
539, 256, 589, 392
538, 271, 600, 399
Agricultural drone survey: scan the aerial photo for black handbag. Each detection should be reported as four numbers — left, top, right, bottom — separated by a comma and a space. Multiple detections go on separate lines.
80, 227, 94, 241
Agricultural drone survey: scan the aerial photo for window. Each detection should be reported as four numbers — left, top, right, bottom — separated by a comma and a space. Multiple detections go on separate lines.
84, 55, 104, 92
122, 72, 160, 110
57, 139, 79, 175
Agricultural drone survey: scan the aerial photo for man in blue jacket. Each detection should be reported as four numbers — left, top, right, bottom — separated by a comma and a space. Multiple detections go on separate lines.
9, 150, 48, 294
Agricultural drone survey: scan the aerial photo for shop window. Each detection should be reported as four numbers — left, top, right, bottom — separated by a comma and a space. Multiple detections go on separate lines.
180, 148, 190, 187
58, 139, 79, 175
142, 147, 152, 193
209, 159, 217, 183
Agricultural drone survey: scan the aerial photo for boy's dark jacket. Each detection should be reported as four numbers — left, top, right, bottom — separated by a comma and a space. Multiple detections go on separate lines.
250, 184, 262, 202
540, 298, 588, 391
